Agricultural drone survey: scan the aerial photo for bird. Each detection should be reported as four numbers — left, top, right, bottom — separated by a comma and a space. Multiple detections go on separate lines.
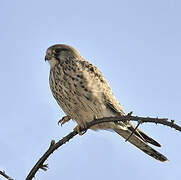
45, 44, 168, 162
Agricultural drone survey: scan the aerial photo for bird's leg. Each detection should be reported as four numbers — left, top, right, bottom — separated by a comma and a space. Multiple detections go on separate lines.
73, 125, 87, 135
58, 115, 71, 126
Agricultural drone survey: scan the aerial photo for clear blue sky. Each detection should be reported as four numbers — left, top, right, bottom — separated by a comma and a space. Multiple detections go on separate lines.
0, 0, 181, 179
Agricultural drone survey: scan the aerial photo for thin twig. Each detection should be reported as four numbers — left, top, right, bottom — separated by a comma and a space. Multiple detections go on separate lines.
26, 131, 78, 180
125, 120, 142, 142
0, 170, 13, 180
26, 115, 181, 180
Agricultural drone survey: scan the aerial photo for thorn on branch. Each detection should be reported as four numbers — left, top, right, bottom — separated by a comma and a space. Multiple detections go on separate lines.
40, 164, 48, 171
125, 111, 133, 123
171, 120, 175, 128
50, 140, 55, 147
0, 170, 14, 180
127, 111, 133, 116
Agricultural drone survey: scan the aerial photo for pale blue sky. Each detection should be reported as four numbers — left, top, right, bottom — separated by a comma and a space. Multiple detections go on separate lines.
0, 0, 181, 179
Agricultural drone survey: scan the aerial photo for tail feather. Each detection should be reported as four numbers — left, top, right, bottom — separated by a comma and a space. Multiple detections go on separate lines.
127, 125, 161, 147
137, 129, 161, 147
114, 128, 168, 162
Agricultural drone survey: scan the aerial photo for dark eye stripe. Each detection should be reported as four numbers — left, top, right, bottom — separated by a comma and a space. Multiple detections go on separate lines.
55, 48, 68, 53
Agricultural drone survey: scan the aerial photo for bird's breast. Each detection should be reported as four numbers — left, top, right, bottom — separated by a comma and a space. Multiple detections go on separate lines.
49, 62, 117, 129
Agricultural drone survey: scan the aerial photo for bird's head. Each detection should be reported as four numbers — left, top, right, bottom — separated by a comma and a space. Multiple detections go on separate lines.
45, 44, 80, 68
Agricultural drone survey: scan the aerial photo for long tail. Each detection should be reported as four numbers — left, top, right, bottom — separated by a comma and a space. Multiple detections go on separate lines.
114, 128, 168, 162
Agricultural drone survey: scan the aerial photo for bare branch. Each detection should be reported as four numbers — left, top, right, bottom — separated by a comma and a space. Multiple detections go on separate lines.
0, 170, 13, 180
26, 115, 181, 180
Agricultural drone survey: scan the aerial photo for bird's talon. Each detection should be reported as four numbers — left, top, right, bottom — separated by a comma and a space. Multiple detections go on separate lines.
58, 115, 71, 126
74, 125, 81, 135
73, 125, 87, 135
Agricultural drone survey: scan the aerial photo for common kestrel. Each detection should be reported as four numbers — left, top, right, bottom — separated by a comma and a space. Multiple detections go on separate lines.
45, 44, 168, 162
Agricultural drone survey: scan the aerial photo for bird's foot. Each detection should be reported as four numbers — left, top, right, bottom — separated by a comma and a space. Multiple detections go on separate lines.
58, 115, 71, 126
73, 125, 87, 135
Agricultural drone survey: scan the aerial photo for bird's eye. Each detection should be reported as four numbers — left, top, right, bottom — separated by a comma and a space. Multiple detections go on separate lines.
54, 49, 61, 54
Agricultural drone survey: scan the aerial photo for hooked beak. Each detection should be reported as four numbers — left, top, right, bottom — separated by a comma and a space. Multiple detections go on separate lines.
45, 54, 51, 61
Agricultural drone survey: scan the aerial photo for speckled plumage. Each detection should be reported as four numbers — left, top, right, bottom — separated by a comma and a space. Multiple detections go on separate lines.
45, 44, 168, 162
